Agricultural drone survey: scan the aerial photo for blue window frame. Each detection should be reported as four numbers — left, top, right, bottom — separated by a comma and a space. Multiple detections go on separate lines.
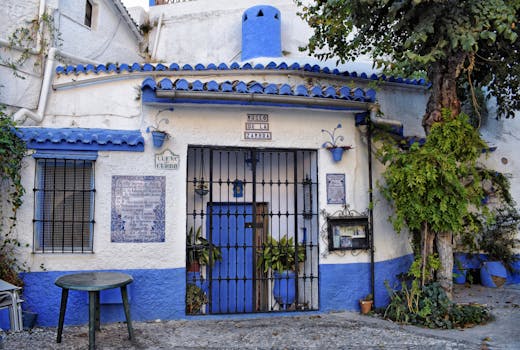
34, 158, 95, 253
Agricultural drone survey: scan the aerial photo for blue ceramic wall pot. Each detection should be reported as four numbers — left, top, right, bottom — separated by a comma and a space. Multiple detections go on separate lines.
330, 147, 345, 162
480, 261, 507, 287
273, 271, 296, 309
151, 131, 167, 148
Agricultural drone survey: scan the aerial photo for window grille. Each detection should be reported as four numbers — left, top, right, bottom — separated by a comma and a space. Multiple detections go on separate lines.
34, 159, 95, 253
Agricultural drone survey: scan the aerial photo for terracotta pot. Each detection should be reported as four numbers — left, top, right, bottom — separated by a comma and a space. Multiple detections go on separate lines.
359, 300, 373, 314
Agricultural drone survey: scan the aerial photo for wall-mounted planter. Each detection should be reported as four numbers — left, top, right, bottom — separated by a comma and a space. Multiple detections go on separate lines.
322, 124, 352, 163
151, 131, 168, 148
330, 147, 345, 162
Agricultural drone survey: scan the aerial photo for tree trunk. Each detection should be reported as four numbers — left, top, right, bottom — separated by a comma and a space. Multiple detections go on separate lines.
422, 53, 466, 134
436, 231, 453, 299
420, 222, 435, 287
421, 52, 466, 298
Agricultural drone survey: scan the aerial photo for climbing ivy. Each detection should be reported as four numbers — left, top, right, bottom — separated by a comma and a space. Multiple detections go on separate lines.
2, 11, 61, 77
378, 111, 485, 240
0, 107, 27, 286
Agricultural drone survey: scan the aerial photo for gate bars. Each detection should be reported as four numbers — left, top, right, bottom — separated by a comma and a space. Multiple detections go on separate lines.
186, 146, 319, 314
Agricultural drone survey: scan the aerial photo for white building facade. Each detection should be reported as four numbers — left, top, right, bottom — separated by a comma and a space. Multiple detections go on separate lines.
1, 0, 518, 327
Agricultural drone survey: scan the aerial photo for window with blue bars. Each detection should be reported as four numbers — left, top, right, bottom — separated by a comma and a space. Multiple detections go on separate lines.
33, 159, 95, 253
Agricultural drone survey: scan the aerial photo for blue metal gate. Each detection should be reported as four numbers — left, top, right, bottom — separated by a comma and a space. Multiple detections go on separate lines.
186, 147, 319, 315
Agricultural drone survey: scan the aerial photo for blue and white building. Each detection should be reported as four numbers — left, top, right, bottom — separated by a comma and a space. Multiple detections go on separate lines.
0, 0, 518, 328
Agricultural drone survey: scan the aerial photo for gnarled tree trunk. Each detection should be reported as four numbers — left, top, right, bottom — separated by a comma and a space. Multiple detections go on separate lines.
421, 53, 466, 299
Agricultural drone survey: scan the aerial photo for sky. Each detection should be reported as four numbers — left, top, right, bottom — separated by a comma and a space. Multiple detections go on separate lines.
122, 0, 149, 10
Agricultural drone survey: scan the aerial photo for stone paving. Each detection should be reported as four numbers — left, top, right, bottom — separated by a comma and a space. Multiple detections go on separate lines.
2, 284, 519, 349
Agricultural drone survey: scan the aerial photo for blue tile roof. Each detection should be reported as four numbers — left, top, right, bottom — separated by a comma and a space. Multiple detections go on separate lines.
16, 128, 145, 152
55, 61, 429, 87
141, 78, 377, 103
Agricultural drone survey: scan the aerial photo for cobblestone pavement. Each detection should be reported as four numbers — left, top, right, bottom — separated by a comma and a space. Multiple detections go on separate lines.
3, 284, 519, 349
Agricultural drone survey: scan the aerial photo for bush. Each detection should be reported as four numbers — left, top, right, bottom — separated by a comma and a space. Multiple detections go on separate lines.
384, 282, 490, 329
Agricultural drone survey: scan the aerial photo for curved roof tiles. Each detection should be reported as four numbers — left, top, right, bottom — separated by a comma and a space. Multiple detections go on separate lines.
141, 78, 377, 103
55, 61, 429, 87
16, 128, 145, 152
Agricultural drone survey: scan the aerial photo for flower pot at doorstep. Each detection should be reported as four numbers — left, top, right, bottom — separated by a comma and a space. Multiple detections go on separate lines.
359, 300, 373, 314
273, 271, 296, 310
329, 147, 345, 162
151, 131, 167, 148
480, 261, 507, 288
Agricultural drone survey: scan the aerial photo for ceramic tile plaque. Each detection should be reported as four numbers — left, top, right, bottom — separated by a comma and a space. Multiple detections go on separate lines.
111, 175, 165, 243
326, 173, 346, 204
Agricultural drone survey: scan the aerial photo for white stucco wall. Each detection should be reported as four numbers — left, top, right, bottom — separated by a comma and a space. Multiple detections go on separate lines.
14, 65, 436, 272
57, 0, 142, 63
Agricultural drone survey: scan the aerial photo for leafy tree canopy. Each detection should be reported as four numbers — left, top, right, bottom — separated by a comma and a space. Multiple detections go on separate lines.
298, 0, 520, 119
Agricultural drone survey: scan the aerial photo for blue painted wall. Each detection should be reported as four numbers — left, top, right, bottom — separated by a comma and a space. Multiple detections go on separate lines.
6, 253, 518, 329
242, 5, 282, 61
319, 254, 414, 312
20, 268, 185, 327
9, 254, 437, 328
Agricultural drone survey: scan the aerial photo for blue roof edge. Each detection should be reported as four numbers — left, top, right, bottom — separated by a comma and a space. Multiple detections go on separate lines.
16, 128, 145, 152
55, 61, 430, 88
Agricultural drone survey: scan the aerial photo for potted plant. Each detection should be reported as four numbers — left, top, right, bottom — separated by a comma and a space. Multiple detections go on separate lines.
186, 283, 208, 314
186, 226, 222, 273
359, 293, 373, 314
477, 205, 519, 287
146, 118, 170, 148
258, 235, 305, 309
321, 123, 353, 162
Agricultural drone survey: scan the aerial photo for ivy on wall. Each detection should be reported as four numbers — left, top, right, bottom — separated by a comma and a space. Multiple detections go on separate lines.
0, 107, 27, 286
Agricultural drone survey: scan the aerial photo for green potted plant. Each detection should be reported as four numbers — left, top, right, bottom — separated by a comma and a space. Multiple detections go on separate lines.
477, 204, 519, 287
258, 235, 305, 309
186, 226, 222, 273
186, 284, 208, 314
359, 293, 373, 314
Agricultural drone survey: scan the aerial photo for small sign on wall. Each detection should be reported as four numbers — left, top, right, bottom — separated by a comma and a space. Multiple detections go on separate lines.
326, 173, 346, 204
155, 149, 180, 170
244, 114, 271, 140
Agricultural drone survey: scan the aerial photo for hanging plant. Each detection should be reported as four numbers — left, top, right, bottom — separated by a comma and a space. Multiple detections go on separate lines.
0, 107, 27, 286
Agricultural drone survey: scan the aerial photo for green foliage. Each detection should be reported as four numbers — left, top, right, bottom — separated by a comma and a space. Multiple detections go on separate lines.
297, 0, 520, 118
0, 107, 27, 286
186, 226, 222, 267
3, 11, 61, 76
384, 281, 490, 329
379, 112, 486, 238
185, 284, 208, 314
257, 235, 305, 273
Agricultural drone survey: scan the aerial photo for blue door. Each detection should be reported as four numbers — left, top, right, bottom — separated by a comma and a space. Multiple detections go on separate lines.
207, 203, 254, 313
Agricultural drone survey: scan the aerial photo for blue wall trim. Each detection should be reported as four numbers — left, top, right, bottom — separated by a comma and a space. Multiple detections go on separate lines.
33, 150, 99, 160
320, 254, 414, 311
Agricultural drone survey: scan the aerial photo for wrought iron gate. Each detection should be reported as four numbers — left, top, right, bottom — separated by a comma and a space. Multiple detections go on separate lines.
186, 146, 319, 314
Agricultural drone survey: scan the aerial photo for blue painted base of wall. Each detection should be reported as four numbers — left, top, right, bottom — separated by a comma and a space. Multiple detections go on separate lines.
20, 268, 186, 327
17, 255, 417, 327
320, 254, 414, 312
